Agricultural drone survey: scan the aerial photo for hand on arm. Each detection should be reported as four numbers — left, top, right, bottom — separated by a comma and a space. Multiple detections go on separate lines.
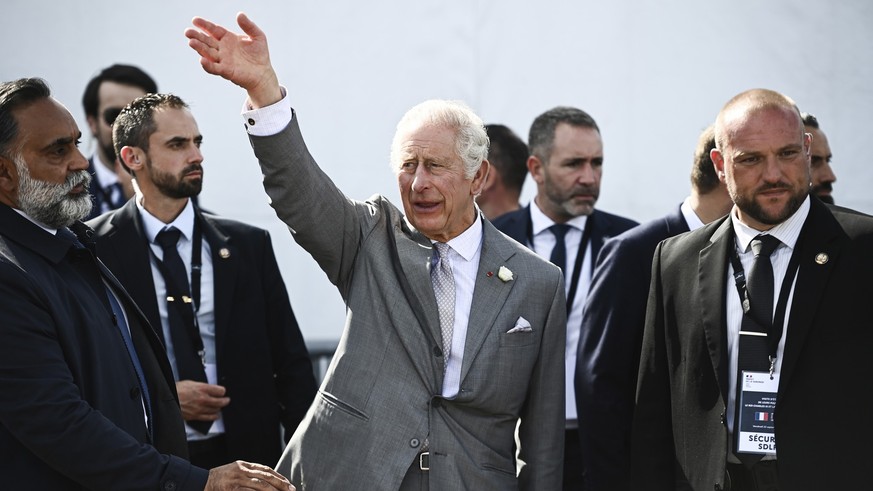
185, 12, 283, 108
206, 461, 294, 491
176, 380, 230, 422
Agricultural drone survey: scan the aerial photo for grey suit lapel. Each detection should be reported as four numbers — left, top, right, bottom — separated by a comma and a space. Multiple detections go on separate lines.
698, 217, 733, 403
460, 220, 517, 383
394, 218, 443, 349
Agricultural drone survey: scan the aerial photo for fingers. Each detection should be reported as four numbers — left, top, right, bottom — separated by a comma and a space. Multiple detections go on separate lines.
191, 16, 227, 40
236, 12, 265, 40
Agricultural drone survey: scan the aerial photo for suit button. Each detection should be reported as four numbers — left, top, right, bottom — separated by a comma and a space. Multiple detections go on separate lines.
714, 485, 722, 491
432, 398, 442, 408
163, 481, 177, 491
409, 438, 420, 448
720, 411, 726, 425
432, 346, 443, 357
130, 387, 141, 400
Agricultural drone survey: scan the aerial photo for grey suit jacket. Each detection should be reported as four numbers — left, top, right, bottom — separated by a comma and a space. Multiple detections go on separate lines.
251, 113, 566, 490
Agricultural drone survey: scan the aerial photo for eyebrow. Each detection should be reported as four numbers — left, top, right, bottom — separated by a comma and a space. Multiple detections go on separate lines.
41, 131, 82, 151
164, 134, 203, 145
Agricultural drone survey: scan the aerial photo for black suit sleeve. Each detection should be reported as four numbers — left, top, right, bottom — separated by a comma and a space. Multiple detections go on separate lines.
259, 231, 318, 439
629, 241, 677, 490
576, 235, 652, 490
0, 262, 206, 491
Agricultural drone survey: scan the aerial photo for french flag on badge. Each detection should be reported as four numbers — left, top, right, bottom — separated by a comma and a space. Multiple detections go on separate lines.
755, 412, 770, 422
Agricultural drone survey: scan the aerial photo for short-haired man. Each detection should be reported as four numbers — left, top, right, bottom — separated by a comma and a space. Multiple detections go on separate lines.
478, 124, 529, 220
82, 64, 158, 219
575, 125, 732, 490
801, 112, 837, 204
186, 13, 566, 490
88, 93, 317, 469
0, 77, 292, 490
632, 89, 873, 490
492, 106, 638, 489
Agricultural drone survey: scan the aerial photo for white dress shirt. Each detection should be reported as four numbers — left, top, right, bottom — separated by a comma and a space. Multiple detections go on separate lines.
725, 196, 810, 460
136, 197, 224, 440
529, 201, 592, 424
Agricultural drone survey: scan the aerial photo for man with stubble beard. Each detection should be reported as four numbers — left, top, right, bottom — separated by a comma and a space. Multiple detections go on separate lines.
492, 106, 638, 489
88, 93, 317, 471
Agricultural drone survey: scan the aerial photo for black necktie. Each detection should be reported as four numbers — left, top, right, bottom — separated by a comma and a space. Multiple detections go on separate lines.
155, 227, 211, 434
548, 224, 571, 275
735, 234, 781, 466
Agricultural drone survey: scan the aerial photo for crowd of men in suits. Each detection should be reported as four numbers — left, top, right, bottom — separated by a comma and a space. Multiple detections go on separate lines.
0, 10, 870, 491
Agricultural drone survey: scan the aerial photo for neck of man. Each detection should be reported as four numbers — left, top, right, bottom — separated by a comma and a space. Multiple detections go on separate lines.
479, 191, 520, 220
534, 195, 573, 225
688, 187, 734, 225
140, 192, 189, 224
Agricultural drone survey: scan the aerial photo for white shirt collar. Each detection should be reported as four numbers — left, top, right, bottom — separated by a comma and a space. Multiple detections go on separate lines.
436, 211, 483, 262
530, 199, 588, 235
730, 195, 810, 253
136, 196, 196, 244
679, 196, 706, 232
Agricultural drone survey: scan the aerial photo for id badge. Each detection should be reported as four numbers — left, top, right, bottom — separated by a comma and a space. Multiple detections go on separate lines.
736, 371, 778, 455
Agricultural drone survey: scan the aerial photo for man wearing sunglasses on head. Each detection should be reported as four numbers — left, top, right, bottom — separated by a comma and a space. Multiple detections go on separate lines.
82, 64, 157, 219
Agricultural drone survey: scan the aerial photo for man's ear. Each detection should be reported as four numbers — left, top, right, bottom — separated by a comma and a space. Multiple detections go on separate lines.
471, 159, 490, 196
711, 148, 726, 183
527, 155, 545, 185
0, 154, 20, 205
119, 146, 144, 172
86, 115, 99, 138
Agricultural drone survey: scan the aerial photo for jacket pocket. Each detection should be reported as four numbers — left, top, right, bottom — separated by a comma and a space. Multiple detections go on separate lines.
318, 390, 370, 421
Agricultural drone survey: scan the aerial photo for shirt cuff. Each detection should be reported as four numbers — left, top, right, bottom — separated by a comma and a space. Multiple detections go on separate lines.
241, 86, 292, 137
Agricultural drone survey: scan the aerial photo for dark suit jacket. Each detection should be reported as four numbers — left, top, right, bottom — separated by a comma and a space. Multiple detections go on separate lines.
575, 205, 689, 491
491, 205, 639, 269
88, 200, 317, 466
0, 204, 208, 490
631, 198, 873, 491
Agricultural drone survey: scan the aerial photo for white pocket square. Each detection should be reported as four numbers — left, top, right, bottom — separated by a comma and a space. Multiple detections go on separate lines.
506, 316, 532, 334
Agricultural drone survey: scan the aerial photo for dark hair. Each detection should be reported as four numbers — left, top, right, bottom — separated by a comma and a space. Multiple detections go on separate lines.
113, 93, 188, 173
485, 124, 529, 193
691, 125, 720, 194
0, 77, 52, 157
81, 64, 157, 119
801, 112, 819, 129
528, 106, 600, 162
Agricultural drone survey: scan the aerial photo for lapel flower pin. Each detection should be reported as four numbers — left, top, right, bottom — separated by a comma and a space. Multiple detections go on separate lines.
497, 266, 514, 282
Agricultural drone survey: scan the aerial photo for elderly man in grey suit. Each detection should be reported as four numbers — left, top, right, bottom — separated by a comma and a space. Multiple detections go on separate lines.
185, 13, 566, 491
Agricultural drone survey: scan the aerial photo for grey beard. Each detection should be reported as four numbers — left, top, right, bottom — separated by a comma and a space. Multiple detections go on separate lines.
15, 157, 93, 228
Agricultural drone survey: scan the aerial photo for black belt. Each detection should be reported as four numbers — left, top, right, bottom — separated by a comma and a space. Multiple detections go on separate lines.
725, 460, 778, 491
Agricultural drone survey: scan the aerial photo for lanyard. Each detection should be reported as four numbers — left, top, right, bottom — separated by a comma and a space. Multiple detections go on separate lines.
728, 237, 801, 368
526, 216, 593, 314
150, 218, 204, 357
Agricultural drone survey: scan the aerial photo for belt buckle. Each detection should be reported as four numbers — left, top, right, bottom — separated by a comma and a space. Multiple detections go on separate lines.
419, 451, 430, 471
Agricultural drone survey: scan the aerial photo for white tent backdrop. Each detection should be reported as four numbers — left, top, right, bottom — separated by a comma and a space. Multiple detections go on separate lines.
3, 0, 871, 341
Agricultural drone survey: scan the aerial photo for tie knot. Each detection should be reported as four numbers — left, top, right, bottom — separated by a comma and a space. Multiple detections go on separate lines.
156, 227, 183, 250
750, 234, 780, 258
549, 223, 571, 240
433, 242, 452, 258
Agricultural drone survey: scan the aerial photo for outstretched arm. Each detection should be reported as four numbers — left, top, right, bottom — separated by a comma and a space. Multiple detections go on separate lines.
185, 12, 282, 108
